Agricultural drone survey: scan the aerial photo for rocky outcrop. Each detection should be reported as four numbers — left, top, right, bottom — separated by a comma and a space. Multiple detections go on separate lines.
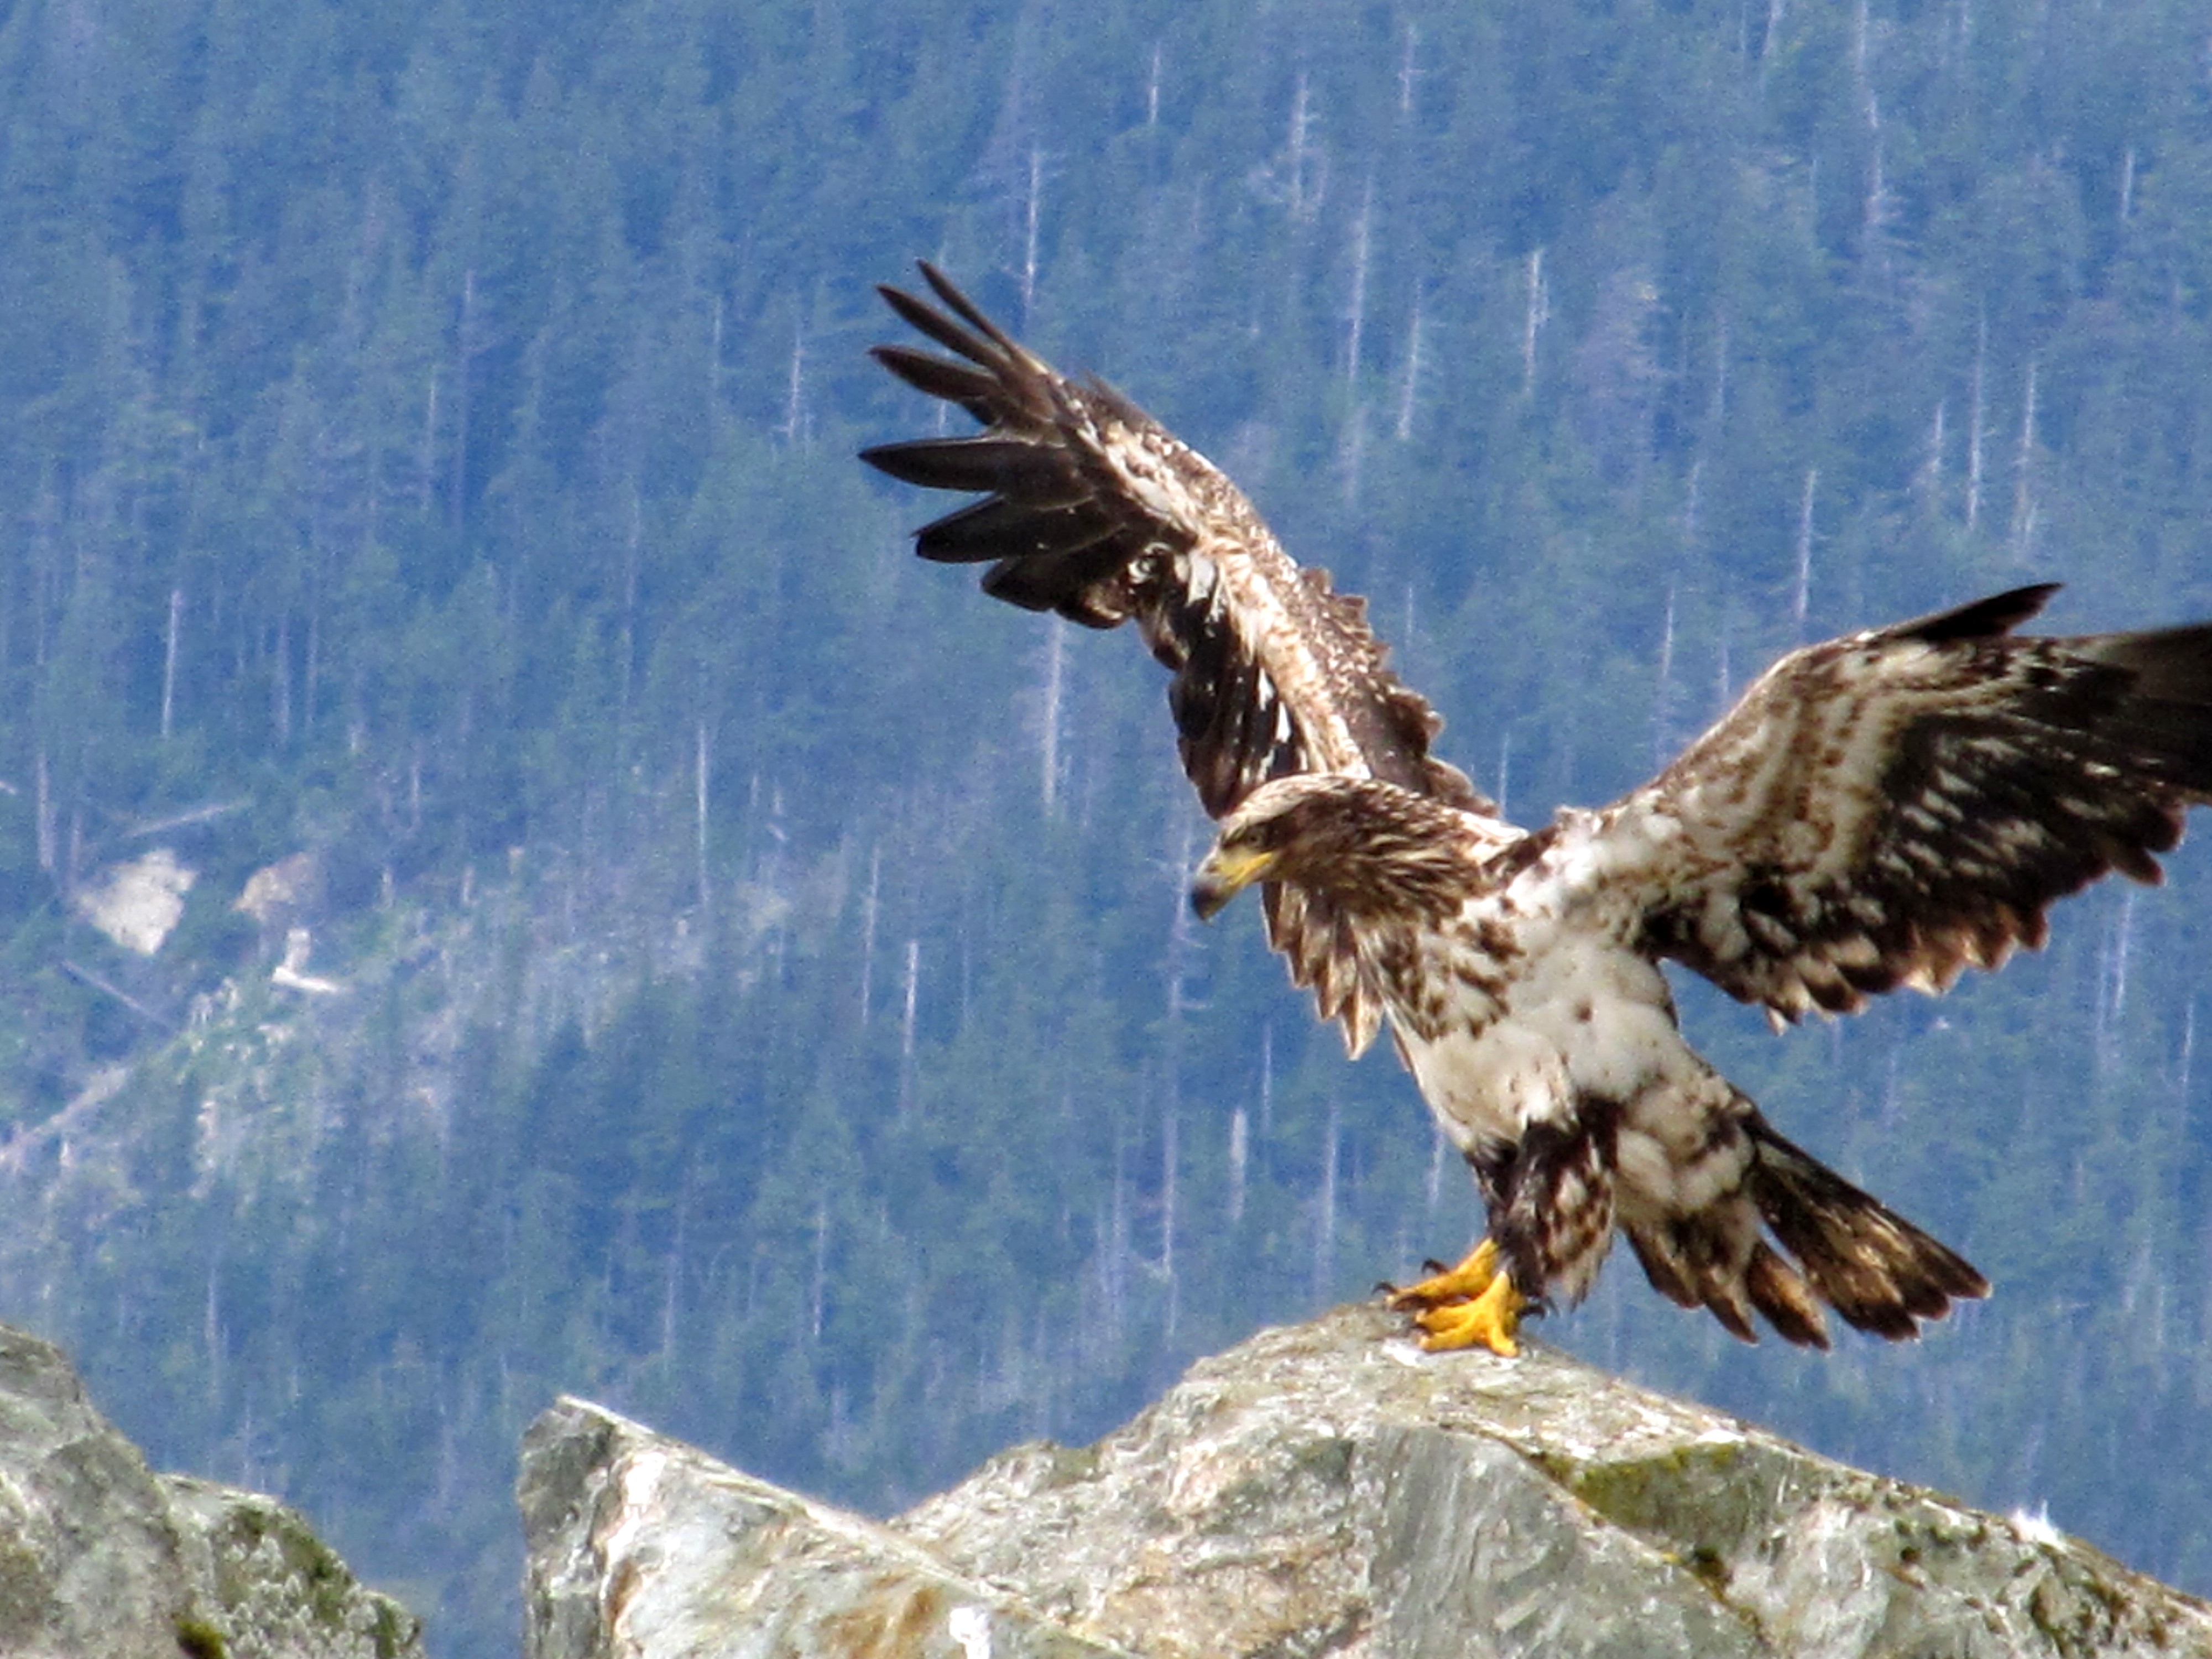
521, 1303, 2212, 1659
0, 1323, 422, 1659
519, 1398, 1134, 1659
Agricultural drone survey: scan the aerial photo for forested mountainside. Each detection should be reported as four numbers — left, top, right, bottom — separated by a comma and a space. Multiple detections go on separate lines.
3, 0, 2212, 1652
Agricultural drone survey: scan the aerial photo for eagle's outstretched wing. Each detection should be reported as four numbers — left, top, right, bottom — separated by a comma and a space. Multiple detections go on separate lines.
862, 264, 1486, 1050
1602, 583, 2212, 1022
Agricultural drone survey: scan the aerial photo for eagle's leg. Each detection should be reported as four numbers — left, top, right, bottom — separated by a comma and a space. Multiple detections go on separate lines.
1384, 1238, 1500, 1308
1410, 1271, 1527, 1357
1381, 1238, 1528, 1357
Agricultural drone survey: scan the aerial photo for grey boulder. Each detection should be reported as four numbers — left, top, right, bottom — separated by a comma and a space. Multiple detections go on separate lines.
521, 1303, 2212, 1658
0, 1323, 422, 1659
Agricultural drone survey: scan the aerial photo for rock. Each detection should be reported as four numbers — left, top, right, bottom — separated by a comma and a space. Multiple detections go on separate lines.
523, 1303, 2212, 1658
72, 847, 195, 955
900, 1304, 2212, 1657
518, 1398, 1135, 1659
0, 1323, 422, 1659
236, 851, 325, 928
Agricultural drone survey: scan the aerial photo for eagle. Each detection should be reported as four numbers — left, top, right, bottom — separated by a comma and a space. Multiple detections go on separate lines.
861, 263, 2212, 1357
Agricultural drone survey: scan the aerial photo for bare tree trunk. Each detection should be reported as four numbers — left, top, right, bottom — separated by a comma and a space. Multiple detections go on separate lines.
2096, 889, 2136, 1081
1522, 248, 1548, 398
273, 611, 293, 747
1709, 315, 1730, 430
1344, 178, 1373, 388
1863, 133, 1891, 274
808, 1199, 828, 1344
419, 365, 440, 517
1227, 1106, 1248, 1226
779, 312, 807, 447
1920, 400, 1947, 505
1021, 147, 1045, 325
304, 597, 320, 740
2179, 996, 2195, 1100
1103, 1129, 1128, 1340
449, 269, 478, 532
204, 1251, 223, 1415
859, 845, 880, 1026
160, 586, 182, 742
2010, 358, 2039, 560
1854, 0, 1888, 273
1792, 468, 1818, 637
1338, 403, 1368, 508
1039, 624, 1065, 815
33, 748, 53, 875
1395, 294, 1425, 442
709, 293, 724, 411
694, 718, 711, 912
1285, 75, 1319, 221
899, 938, 921, 1117
1161, 1090, 1180, 1337
1159, 817, 1197, 1332
1966, 314, 1987, 531
620, 484, 641, 728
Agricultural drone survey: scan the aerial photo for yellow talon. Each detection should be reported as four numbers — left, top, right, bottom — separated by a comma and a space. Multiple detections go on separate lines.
1412, 1271, 1526, 1357
1385, 1238, 1501, 1311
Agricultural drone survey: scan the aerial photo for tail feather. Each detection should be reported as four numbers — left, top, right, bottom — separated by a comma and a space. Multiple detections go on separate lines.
1748, 1121, 1988, 1339
1623, 1218, 1766, 1343
1744, 1241, 1831, 1349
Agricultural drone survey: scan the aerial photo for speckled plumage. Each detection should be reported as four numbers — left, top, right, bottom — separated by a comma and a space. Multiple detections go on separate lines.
865, 265, 2212, 1349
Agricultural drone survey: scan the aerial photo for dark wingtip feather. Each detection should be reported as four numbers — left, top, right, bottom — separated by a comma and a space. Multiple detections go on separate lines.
857, 436, 1086, 505
980, 547, 1133, 627
868, 343, 999, 411
1895, 582, 2062, 644
856, 439, 953, 487
878, 281, 1000, 368
912, 495, 1119, 566
919, 260, 1023, 356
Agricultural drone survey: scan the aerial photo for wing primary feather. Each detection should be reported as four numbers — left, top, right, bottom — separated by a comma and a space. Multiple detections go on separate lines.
868, 345, 1000, 414
979, 546, 1134, 625
914, 497, 1119, 565
1890, 582, 2060, 643
858, 436, 1087, 504
875, 282, 1005, 369
919, 259, 1030, 356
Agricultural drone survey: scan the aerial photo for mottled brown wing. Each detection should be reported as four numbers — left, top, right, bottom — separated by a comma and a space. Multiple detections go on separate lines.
1608, 585, 2212, 1022
862, 264, 1483, 1050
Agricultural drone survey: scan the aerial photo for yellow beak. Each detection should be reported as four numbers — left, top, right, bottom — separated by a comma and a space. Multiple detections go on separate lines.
1189, 843, 1277, 920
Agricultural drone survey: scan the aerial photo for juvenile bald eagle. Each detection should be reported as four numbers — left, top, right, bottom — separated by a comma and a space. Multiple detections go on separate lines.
862, 263, 2212, 1356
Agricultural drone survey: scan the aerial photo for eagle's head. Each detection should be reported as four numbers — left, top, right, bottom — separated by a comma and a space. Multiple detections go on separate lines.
1190, 774, 1502, 922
